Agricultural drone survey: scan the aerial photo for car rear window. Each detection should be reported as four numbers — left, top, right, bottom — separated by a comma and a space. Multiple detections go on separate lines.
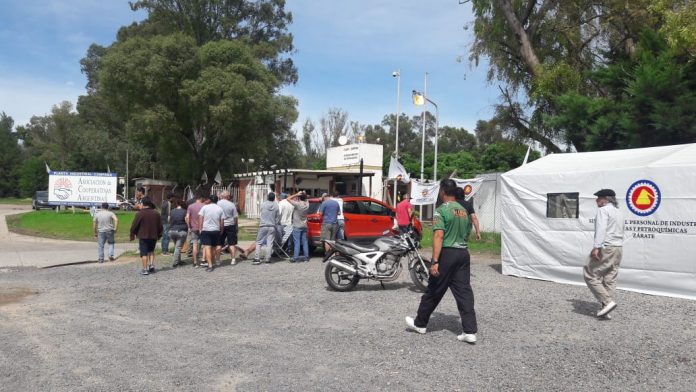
308, 201, 320, 214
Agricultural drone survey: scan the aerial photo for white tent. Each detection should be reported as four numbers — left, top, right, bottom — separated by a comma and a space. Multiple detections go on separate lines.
501, 143, 696, 300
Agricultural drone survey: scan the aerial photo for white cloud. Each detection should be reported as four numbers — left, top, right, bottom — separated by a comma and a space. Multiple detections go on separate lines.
0, 76, 85, 128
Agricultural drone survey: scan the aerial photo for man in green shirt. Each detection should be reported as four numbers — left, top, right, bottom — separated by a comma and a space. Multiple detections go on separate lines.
405, 179, 479, 344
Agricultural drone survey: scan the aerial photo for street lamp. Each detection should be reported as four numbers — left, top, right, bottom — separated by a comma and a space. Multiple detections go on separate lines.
392, 69, 401, 207
241, 158, 255, 173
412, 88, 440, 181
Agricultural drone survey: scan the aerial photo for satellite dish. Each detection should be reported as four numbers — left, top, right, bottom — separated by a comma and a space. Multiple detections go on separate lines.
338, 135, 348, 145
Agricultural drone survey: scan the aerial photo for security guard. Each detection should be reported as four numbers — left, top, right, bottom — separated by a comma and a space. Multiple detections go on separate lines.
405, 179, 478, 343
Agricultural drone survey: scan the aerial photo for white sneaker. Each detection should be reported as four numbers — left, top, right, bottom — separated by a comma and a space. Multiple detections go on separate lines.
457, 333, 477, 344
597, 301, 617, 317
230, 258, 237, 266
405, 316, 426, 334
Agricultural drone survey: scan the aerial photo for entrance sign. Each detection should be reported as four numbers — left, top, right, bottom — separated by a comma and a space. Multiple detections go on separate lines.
48, 172, 118, 207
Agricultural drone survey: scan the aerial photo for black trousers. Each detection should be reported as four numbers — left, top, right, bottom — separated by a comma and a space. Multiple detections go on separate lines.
415, 247, 477, 334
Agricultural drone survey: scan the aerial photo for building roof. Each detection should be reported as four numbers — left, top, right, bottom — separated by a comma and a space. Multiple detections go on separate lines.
233, 168, 375, 178
507, 143, 696, 176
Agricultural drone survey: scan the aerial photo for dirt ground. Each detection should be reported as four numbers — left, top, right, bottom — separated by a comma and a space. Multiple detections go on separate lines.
1, 253, 694, 391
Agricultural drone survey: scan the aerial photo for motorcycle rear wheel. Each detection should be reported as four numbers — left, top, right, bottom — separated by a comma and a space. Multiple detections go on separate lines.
324, 259, 360, 292
409, 257, 431, 292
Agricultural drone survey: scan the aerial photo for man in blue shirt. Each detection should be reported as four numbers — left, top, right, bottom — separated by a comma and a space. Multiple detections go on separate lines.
318, 192, 340, 253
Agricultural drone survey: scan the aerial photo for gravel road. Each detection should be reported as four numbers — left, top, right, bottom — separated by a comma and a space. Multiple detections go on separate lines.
1, 253, 694, 391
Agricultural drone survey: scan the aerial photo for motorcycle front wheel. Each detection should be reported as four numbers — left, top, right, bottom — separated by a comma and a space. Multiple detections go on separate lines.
324, 258, 360, 292
409, 257, 431, 292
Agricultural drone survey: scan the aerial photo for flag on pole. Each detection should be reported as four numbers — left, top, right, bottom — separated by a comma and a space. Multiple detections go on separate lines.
387, 156, 410, 183
201, 171, 208, 184
522, 146, 531, 166
45, 162, 51, 174
410, 180, 440, 205
214, 170, 222, 185
452, 177, 485, 201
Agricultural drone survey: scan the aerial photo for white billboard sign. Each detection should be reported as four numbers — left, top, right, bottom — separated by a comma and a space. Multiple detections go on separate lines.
48, 172, 118, 207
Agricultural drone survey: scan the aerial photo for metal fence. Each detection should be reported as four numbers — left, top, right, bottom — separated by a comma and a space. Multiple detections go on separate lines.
243, 184, 270, 219
471, 172, 502, 233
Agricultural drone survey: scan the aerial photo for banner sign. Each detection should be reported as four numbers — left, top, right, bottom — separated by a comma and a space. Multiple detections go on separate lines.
48, 171, 118, 207
453, 177, 484, 201
410, 180, 439, 205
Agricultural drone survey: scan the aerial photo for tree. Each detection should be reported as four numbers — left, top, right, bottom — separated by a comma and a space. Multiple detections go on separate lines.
468, 0, 662, 152
127, 0, 297, 84
316, 108, 350, 153
19, 158, 48, 197
480, 141, 539, 172
96, 34, 297, 183
474, 119, 504, 148
0, 113, 22, 197
437, 126, 477, 154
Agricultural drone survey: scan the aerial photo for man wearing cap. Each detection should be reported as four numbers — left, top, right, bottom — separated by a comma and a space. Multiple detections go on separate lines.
585, 188, 625, 319
405, 179, 478, 343
395, 192, 414, 234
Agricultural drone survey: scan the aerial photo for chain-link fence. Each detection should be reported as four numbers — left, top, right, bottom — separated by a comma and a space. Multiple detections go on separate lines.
472, 172, 502, 233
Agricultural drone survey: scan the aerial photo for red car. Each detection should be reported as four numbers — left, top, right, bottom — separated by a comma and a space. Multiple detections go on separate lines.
307, 196, 422, 249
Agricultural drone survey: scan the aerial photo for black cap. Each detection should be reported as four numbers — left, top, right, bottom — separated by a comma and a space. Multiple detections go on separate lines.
594, 189, 616, 197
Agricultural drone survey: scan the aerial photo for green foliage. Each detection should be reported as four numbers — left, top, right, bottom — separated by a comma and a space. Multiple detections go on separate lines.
481, 142, 539, 172
0, 113, 22, 197
549, 30, 696, 150
19, 158, 48, 197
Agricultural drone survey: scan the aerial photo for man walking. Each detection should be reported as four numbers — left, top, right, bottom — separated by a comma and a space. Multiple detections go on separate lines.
160, 192, 175, 255
405, 179, 478, 344
217, 191, 239, 265
584, 188, 625, 319
198, 194, 224, 272
253, 192, 279, 265
287, 191, 310, 262
455, 187, 481, 241
93, 202, 118, 263
130, 197, 162, 275
317, 193, 340, 253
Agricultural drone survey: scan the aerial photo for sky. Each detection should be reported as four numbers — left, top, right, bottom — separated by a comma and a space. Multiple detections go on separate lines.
0, 0, 498, 134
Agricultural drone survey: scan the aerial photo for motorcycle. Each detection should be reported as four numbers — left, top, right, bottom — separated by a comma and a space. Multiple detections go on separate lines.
323, 229, 431, 292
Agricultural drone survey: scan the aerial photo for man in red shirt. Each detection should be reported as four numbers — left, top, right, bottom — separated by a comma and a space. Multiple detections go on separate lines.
396, 193, 414, 234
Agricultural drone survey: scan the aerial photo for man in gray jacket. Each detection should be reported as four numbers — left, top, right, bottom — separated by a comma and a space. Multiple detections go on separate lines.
253, 192, 280, 264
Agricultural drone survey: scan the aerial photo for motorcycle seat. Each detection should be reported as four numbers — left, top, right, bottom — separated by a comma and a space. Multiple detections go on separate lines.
337, 240, 379, 253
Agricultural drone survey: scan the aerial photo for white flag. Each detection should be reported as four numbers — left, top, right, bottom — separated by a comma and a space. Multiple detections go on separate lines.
522, 146, 531, 166
410, 180, 440, 205
201, 171, 208, 184
214, 170, 222, 184
107, 165, 111, 174
45, 162, 51, 174
452, 177, 485, 201
388, 156, 410, 183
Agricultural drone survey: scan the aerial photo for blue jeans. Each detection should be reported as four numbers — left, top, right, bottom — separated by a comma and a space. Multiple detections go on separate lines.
97, 230, 115, 261
161, 223, 170, 252
168, 230, 188, 263
337, 219, 345, 240
292, 227, 309, 261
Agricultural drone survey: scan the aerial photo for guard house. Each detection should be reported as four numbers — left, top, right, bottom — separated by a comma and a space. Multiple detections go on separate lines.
232, 143, 384, 218
133, 178, 178, 204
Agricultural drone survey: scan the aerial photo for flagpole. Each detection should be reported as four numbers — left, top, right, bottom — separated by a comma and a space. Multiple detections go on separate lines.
393, 69, 401, 207
419, 72, 427, 219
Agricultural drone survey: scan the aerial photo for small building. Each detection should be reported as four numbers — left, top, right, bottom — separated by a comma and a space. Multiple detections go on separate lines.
133, 178, 178, 205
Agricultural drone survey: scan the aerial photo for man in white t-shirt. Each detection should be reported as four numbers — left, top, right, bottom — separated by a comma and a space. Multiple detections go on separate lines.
198, 194, 224, 272
332, 192, 345, 240
278, 193, 295, 249
93, 202, 119, 263
217, 191, 239, 265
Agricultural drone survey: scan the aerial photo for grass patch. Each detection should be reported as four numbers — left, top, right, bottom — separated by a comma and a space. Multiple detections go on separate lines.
419, 223, 500, 255
7, 210, 258, 243
0, 197, 32, 205
7, 210, 136, 242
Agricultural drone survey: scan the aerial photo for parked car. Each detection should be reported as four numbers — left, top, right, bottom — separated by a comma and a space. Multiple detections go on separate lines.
31, 191, 54, 210
306, 196, 423, 249
115, 194, 134, 210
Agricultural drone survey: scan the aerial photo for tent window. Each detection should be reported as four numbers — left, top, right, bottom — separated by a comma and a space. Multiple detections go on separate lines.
547, 193, 579, 218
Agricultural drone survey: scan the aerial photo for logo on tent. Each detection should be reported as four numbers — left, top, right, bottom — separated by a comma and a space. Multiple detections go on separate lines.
463, 184, 473, 196
626, 179, 661, 216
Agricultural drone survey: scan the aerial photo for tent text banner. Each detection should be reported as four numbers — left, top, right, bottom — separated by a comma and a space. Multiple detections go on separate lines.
48, 172, 118, 207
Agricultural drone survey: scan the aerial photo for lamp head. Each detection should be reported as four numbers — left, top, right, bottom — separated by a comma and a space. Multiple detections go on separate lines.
392, 70, 400, 77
